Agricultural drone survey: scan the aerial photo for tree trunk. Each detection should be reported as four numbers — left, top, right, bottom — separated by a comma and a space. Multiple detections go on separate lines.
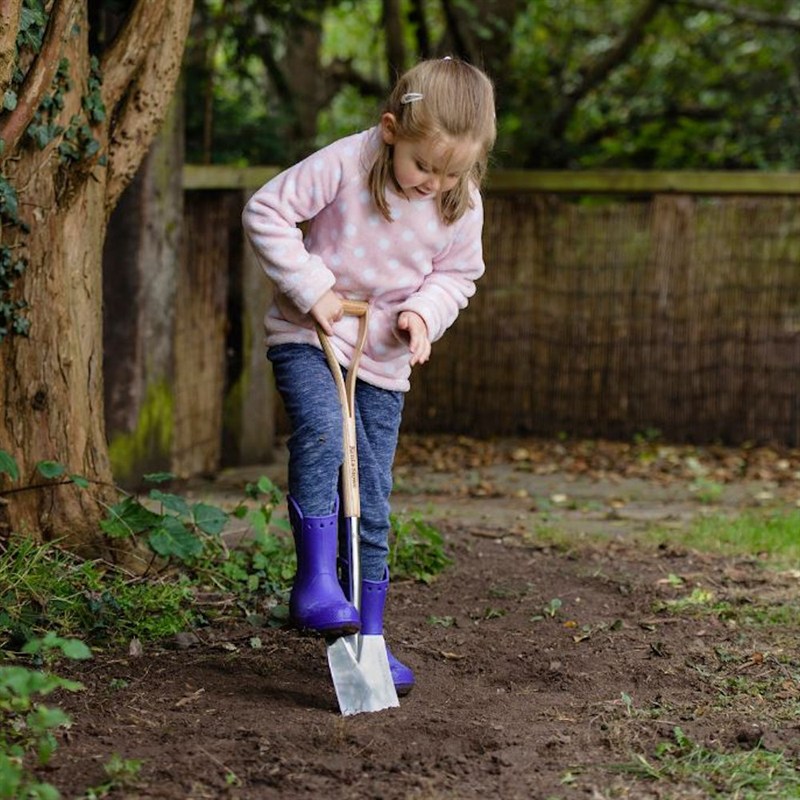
1, 167, 113, 550
0, 0, 193, 556
383, 0, 406, 79
282, 19, 324, 161
0, 12, 110, 549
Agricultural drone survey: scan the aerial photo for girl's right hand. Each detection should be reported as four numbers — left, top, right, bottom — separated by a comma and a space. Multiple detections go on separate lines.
310, 289, 343, 335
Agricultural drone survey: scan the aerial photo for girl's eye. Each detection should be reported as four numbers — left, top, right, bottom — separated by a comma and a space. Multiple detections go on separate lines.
416, 161, 430, 172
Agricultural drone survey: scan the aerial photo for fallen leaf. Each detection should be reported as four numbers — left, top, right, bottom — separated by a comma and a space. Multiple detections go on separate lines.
175, 688, 205, 708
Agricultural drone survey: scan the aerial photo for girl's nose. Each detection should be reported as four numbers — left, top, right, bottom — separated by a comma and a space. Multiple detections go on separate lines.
425, 174, 441, 193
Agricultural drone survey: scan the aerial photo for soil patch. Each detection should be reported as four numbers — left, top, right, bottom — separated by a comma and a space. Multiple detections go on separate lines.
43, 436, 800, 799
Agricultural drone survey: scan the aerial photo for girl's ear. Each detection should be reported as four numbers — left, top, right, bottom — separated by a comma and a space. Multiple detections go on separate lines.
380, 113, 398, 145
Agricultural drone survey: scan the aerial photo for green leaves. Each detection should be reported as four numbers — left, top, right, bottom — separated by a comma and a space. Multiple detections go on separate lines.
58, 115, 102, 163
193, 503, 228, 535
101, 496, 162, 538
0, 452, 88, 487
100, 485, 230, 563
16, 2, 48, 52
0, 175, 28, 342
0, 449, 291, 589
141, 492, 227, 559
35, 461, 65, 480
0, 181, 24, 345
0, 631, 88, 800
0, 177, 18, 222
148, 515, 204, 560
83, 56, 106, 124
2, 45, 106, 347
389, 512, 451, 584
22, 632, 92, 662
100, 497, 161, 539
0, 450, 19, 482
149, 489, 191, 517
0, 665, 78, 701
101, 491, 218, 561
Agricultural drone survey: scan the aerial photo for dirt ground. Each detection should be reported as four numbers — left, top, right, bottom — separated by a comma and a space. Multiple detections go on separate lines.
44, 436, 800, 799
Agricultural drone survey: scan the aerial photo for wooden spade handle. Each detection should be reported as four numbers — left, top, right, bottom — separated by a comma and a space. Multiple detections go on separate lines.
315, 300, 370, 518
341, 299, 369, 317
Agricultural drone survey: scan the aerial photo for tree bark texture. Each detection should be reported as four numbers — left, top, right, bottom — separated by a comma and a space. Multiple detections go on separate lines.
281, 20, 325, 162
0, 1, 21, 92
383, 0, 406, 79
0, 0, 193, 552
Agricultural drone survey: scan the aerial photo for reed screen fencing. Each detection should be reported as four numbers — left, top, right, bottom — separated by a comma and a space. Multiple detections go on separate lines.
179, 168, 800, 455
403, 189, 800, 445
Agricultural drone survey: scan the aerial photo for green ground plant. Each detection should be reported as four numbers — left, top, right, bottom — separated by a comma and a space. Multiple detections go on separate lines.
0, 454, 299, 644
656, 510, 800, 564
0, 634, 90, 800
388, 511, 451, 584
79, 753, 143, 800
1, 451, 452, 644
0, 454, 298, 798
0, 535, 194, 650
617, 726, 800, 799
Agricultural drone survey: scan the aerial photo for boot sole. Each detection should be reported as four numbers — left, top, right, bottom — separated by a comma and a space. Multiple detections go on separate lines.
292, 621, 361, 639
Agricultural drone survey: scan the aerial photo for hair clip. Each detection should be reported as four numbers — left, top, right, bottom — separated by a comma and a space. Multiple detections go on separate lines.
401, 92, 424, 104
442, 56, 452, 61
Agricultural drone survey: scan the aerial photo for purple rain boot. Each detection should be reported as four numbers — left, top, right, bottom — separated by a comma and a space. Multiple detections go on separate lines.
287, 496, 360, 637
361, 569, 415, 697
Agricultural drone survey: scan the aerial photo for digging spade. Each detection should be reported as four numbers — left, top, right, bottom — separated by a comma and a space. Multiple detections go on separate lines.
316, 300, 399, 716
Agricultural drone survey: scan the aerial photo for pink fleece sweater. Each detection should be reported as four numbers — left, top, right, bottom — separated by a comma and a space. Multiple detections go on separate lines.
242, 127, 485, 392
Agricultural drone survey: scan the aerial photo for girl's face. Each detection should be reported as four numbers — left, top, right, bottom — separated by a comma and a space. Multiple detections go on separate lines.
381, 113, 480, 200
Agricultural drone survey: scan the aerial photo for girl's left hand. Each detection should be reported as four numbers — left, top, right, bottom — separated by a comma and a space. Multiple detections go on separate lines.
398, 311, 431, 366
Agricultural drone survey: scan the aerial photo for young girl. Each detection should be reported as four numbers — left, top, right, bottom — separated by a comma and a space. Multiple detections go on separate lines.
242, 57, 496, 696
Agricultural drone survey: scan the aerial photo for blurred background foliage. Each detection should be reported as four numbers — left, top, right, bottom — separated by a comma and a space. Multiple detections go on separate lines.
183, 0, 800, 169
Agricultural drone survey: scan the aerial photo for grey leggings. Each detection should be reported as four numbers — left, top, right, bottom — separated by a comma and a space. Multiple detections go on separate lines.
268, 343, 404, 581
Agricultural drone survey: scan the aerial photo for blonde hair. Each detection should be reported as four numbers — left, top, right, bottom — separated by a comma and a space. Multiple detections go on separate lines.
368, 58, 496, 225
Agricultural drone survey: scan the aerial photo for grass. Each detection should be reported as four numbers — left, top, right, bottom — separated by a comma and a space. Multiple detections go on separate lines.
652, 510, 800, 565
616, 726, 800, 799
524, 505, 800, 569
647, 509, 800, 628
0, 536, 195, 650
